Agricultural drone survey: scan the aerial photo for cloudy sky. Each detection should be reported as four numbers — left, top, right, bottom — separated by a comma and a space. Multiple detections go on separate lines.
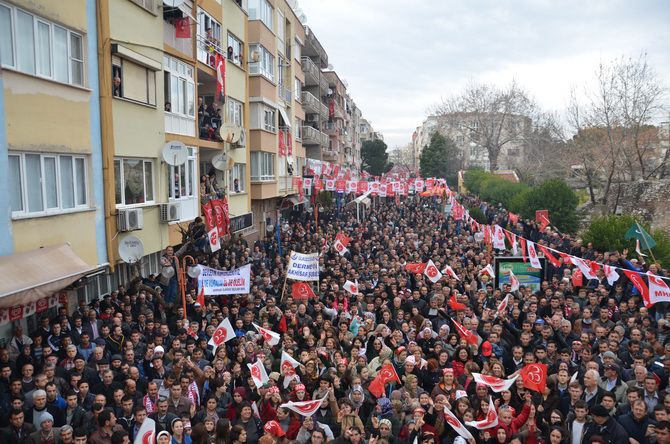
298, 0, 670, 149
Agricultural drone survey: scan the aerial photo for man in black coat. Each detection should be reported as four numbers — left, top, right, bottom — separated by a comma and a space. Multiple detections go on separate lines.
584, 405, 629, 444
0, 408, 36, 444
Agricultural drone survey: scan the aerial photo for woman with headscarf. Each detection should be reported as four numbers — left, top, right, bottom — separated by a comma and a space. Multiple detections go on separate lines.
348, 385, 372, 421
225, 387, 247, 421
364, 397, 401, 437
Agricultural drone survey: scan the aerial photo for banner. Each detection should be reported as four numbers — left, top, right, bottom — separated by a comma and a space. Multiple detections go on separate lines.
211, 198, 230, 237
198, 264, 251, 295
287, 252, 320, 281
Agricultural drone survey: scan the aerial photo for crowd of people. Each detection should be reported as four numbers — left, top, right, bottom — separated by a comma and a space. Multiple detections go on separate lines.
1, 190, 669, 444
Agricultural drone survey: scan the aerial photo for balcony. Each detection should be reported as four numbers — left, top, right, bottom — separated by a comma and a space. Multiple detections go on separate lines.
302, 125, 328, 147
301, 57, 320, 86
301, 91, 320, 114
278, 175, 295, 193
165, 112, 196, 137
279, 85, 292, 103
164, 20, 194, 57
196, 33, 225, 69
323, 121, 341, 136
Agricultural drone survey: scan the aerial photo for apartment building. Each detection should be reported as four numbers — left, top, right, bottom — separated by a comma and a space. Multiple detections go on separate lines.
345, 93, 362, 170
247, 0, 306, 233
322, 70, 346, 166
300, 25, 329, 162
0, 0, 107, 335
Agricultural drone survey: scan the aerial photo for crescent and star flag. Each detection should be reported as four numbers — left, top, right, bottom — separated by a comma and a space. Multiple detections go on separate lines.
625, 221, 656, 249
497, 294, 510, 317
281, 350, 301, 388
368, 363, 401, 398
292, 282, 316, 299
196, 286, 205, 307
443, 407, 475, 441
442, 265, 460, 281
648, 275, 670, 305
424, 259, 443, 283
636, 239, 648, 257
571, 257, 598, 280
480, 264, 495, 278
527, 241, 542, 268
208, 317, 235, 350
280, 394, 329, 417
406, 262, 427, 274
334, 233, 351, 256
520, 363, 548, 393
248, 359, 269, 388
539, 245, 561, 268
465, 396, 498, 429
472, 373, 519, 393
493, 225, 506, 250
451, 317, 479, 346
509, 270, 520, 292
448, 296, 467, 311
343, 280, 359, 295
572, 269, 583, 287
252, 323, 280, 346
134, 417, 156, 444
622, 269, 650, 306
603, 265, 620, 286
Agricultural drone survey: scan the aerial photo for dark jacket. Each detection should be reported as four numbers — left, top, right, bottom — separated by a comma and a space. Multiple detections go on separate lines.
25, 405, 66, 428
65, 404, 87, 429
583, 416, 629, 444
616, 412, 655, 444
0, 422, 36, 444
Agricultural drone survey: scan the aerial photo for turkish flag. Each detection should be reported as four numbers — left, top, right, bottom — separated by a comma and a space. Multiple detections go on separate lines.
448, 296, 467, 311
175, 17, 191, 38
196, 286, 205, 307
572, 268, 583, 287
280, 394, 328, 417
333, 239, 348, 256
208, 317, 235, 350
335, 233, 351, 247
424, 259, 443, 283
368, 364, 400, 398
473, 373, 519, 393
253, 323, 280, 346
622, 269, 651, 306
508, 212, 519, 225
520, 363, 548, 393
451, 317, 478, 346
215, 54, 226, 103
406, 262, 427, 274
343, 280, 358, 295
465, 396, 498, 429
134, 417, 156, 444
202, 201, 214, 230
539, 245, 561, 267
444, 408, 475, 441
292, 282, 316, 299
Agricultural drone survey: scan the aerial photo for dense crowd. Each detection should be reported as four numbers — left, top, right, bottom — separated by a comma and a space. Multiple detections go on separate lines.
1, 192, 669, 444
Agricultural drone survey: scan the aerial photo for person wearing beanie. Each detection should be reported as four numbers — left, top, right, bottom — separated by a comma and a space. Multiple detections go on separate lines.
29, 412, 60, 444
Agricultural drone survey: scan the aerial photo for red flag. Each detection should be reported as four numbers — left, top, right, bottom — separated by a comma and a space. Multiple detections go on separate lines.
368, 364, 400, 398
196, 286, 205, 307
572, 269, 583, 287
287, 132, 293, 156
211, 199, 230, 237
292, 282, 316, 299
539, 245, 561, 268
201, 201, 214, 230
622, 269, 651, 306
405, 262, 427, 274
535, 210, 549, 230
451, 318, 478, 346
448, 296, 467, 311
508, 212, 519, 225
278, 129, 286, 156
215, 54, 226, 103
465, 396, 498, 429
520, 363, 548, 393
278, 316, 287, 333
175, 17, 191, 38
519, 237, 527, 262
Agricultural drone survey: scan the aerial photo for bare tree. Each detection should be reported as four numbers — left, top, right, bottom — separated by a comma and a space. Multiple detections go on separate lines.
434, 81, 538, 171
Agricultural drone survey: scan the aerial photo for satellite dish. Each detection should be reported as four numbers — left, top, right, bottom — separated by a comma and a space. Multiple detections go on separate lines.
163, 0, 186, 7
161, 266, 175, 279
219, 124, 241, 144
118, 236, 144, 263
211, 152, 229, 171
188, 265, 202, 278
162, 141, 189, 166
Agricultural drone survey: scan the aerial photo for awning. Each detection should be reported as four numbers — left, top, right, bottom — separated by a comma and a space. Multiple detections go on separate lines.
288, 196, 307, 206
354, 191, 372, 204
0, 244, 97, 308
278, 106, 292, 128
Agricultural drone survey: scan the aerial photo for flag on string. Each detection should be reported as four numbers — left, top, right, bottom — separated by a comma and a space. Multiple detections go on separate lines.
648, 275, 670, 305
603, 265, 620, 286
527, 241, 542, 268
622, 269, 650, 306
538, 245, 561, 268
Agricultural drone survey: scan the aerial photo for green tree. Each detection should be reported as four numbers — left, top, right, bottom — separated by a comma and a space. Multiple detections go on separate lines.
361, 139, 393, 176
519, 179, 579, 233
420, 132, 461, 185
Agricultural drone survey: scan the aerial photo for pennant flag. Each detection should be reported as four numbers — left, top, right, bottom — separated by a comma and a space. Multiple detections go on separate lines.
442, 265, 460, 281
603, 265, 620, 286
508, 212, 519, 225
292, 282, 316, 299
493, 225, 506, 250
622, 269, 650, 306
451, 317, 478, 346
538, 245, 561, 268
497, 294, 511, 317
443, 407, 475, 441
572, 268, 583, 287
527, 241, 542, 268
519, 237, 527, 262
368, 363, 401, 398
253, 323, 280, 346
208, 317, 235, 350
465, 396, 498, 429
448, 295, 467, 311
406, 262, 427, 274
280, 394, 328, 417
572, 257, 598, 280
196, 286, 205, 307
424, 259, 443, 283
520, 363, 548, 393
343, 280, 359, 295
472, 373, 519, 393
248, 359, 269, 388
625, 222, 656, 249
479, 263, 495, 278
648, 275, 670, 306
509, 270, 519, 292
636, 239, 648, 257
208, 227, 221, 253
134, 417, 156, 444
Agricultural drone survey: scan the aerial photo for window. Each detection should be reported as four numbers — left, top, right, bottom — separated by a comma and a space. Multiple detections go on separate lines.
263, 107, 276, 132
197, 9, 222, 66
164, 55, 195, 117
250, 152, 275, 181
114, 158, 154, 206
9, 152, 88, 216
295, 78, 302, 100
294, 117, 303, 140
0, 3, 85, 86
248, 44, 274, 81
248, 0, 273, 30
293, 37, 301, 62
227, 98, 243, 126
112, 57, 157, 106
276, 9, 285, 54
168, 149, 196, 199
128, 0, 155, 14
229, 163, 246, 193
227, 33, 243, 66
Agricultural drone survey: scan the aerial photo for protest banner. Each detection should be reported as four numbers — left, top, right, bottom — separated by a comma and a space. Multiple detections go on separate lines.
198, 264, 251, 295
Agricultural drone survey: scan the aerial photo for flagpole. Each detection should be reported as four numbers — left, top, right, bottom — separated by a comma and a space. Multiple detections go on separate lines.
280, 275, 288, 303
637, 221, 658, 264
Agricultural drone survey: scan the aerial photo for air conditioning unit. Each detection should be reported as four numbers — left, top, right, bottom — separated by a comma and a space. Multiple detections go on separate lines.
117, 209, 143, 232
306, 114, 318, 123
160, 202, 181, 223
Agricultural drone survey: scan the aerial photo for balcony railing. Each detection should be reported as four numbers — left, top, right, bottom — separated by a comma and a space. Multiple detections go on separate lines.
323, 121, 340, 136
197, 33, 225, 68
278, 175, 295, 193
301, 91, 320, 114
301, 57, 320, 86
302, 125, 328, 147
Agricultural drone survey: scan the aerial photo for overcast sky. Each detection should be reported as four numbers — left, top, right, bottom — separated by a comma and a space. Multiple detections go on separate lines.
298, 0, 670, 149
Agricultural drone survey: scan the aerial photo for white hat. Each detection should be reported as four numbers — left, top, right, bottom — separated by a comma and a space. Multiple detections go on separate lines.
154, 345, 165, 354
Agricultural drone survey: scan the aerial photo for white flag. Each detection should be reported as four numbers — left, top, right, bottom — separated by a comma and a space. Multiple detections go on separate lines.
603, 265, 620, 286
208, 227, 221, 253
248, 359, 269, 388
134, 417, 156, 444
280, 394, 328, 417
465, 396, 498, 429
442, 265, 460, 281
280, 350, 301, 388
636, 239, 648, 257
493, 225, 506, 250
343, 280, 359, 295
443, 407, 475, 441
480, 264, 495, 278
527, 241, 542, 269
509, 270, 520, 292
208, 317, 235, 351
472, 373, 519, 393
252, 323, 280, 346
424, 259, 443, 283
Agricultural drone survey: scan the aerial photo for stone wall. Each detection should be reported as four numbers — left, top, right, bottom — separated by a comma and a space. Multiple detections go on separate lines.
604, 180, 670, 232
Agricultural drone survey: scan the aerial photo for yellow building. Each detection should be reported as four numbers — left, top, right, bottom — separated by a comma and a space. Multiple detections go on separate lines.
0, 0, 108, 334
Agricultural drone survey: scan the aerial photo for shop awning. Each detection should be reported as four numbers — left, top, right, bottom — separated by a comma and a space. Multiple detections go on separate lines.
288, 196, 307, 206
0, 244, 97, 308
278, 107, 292, 128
